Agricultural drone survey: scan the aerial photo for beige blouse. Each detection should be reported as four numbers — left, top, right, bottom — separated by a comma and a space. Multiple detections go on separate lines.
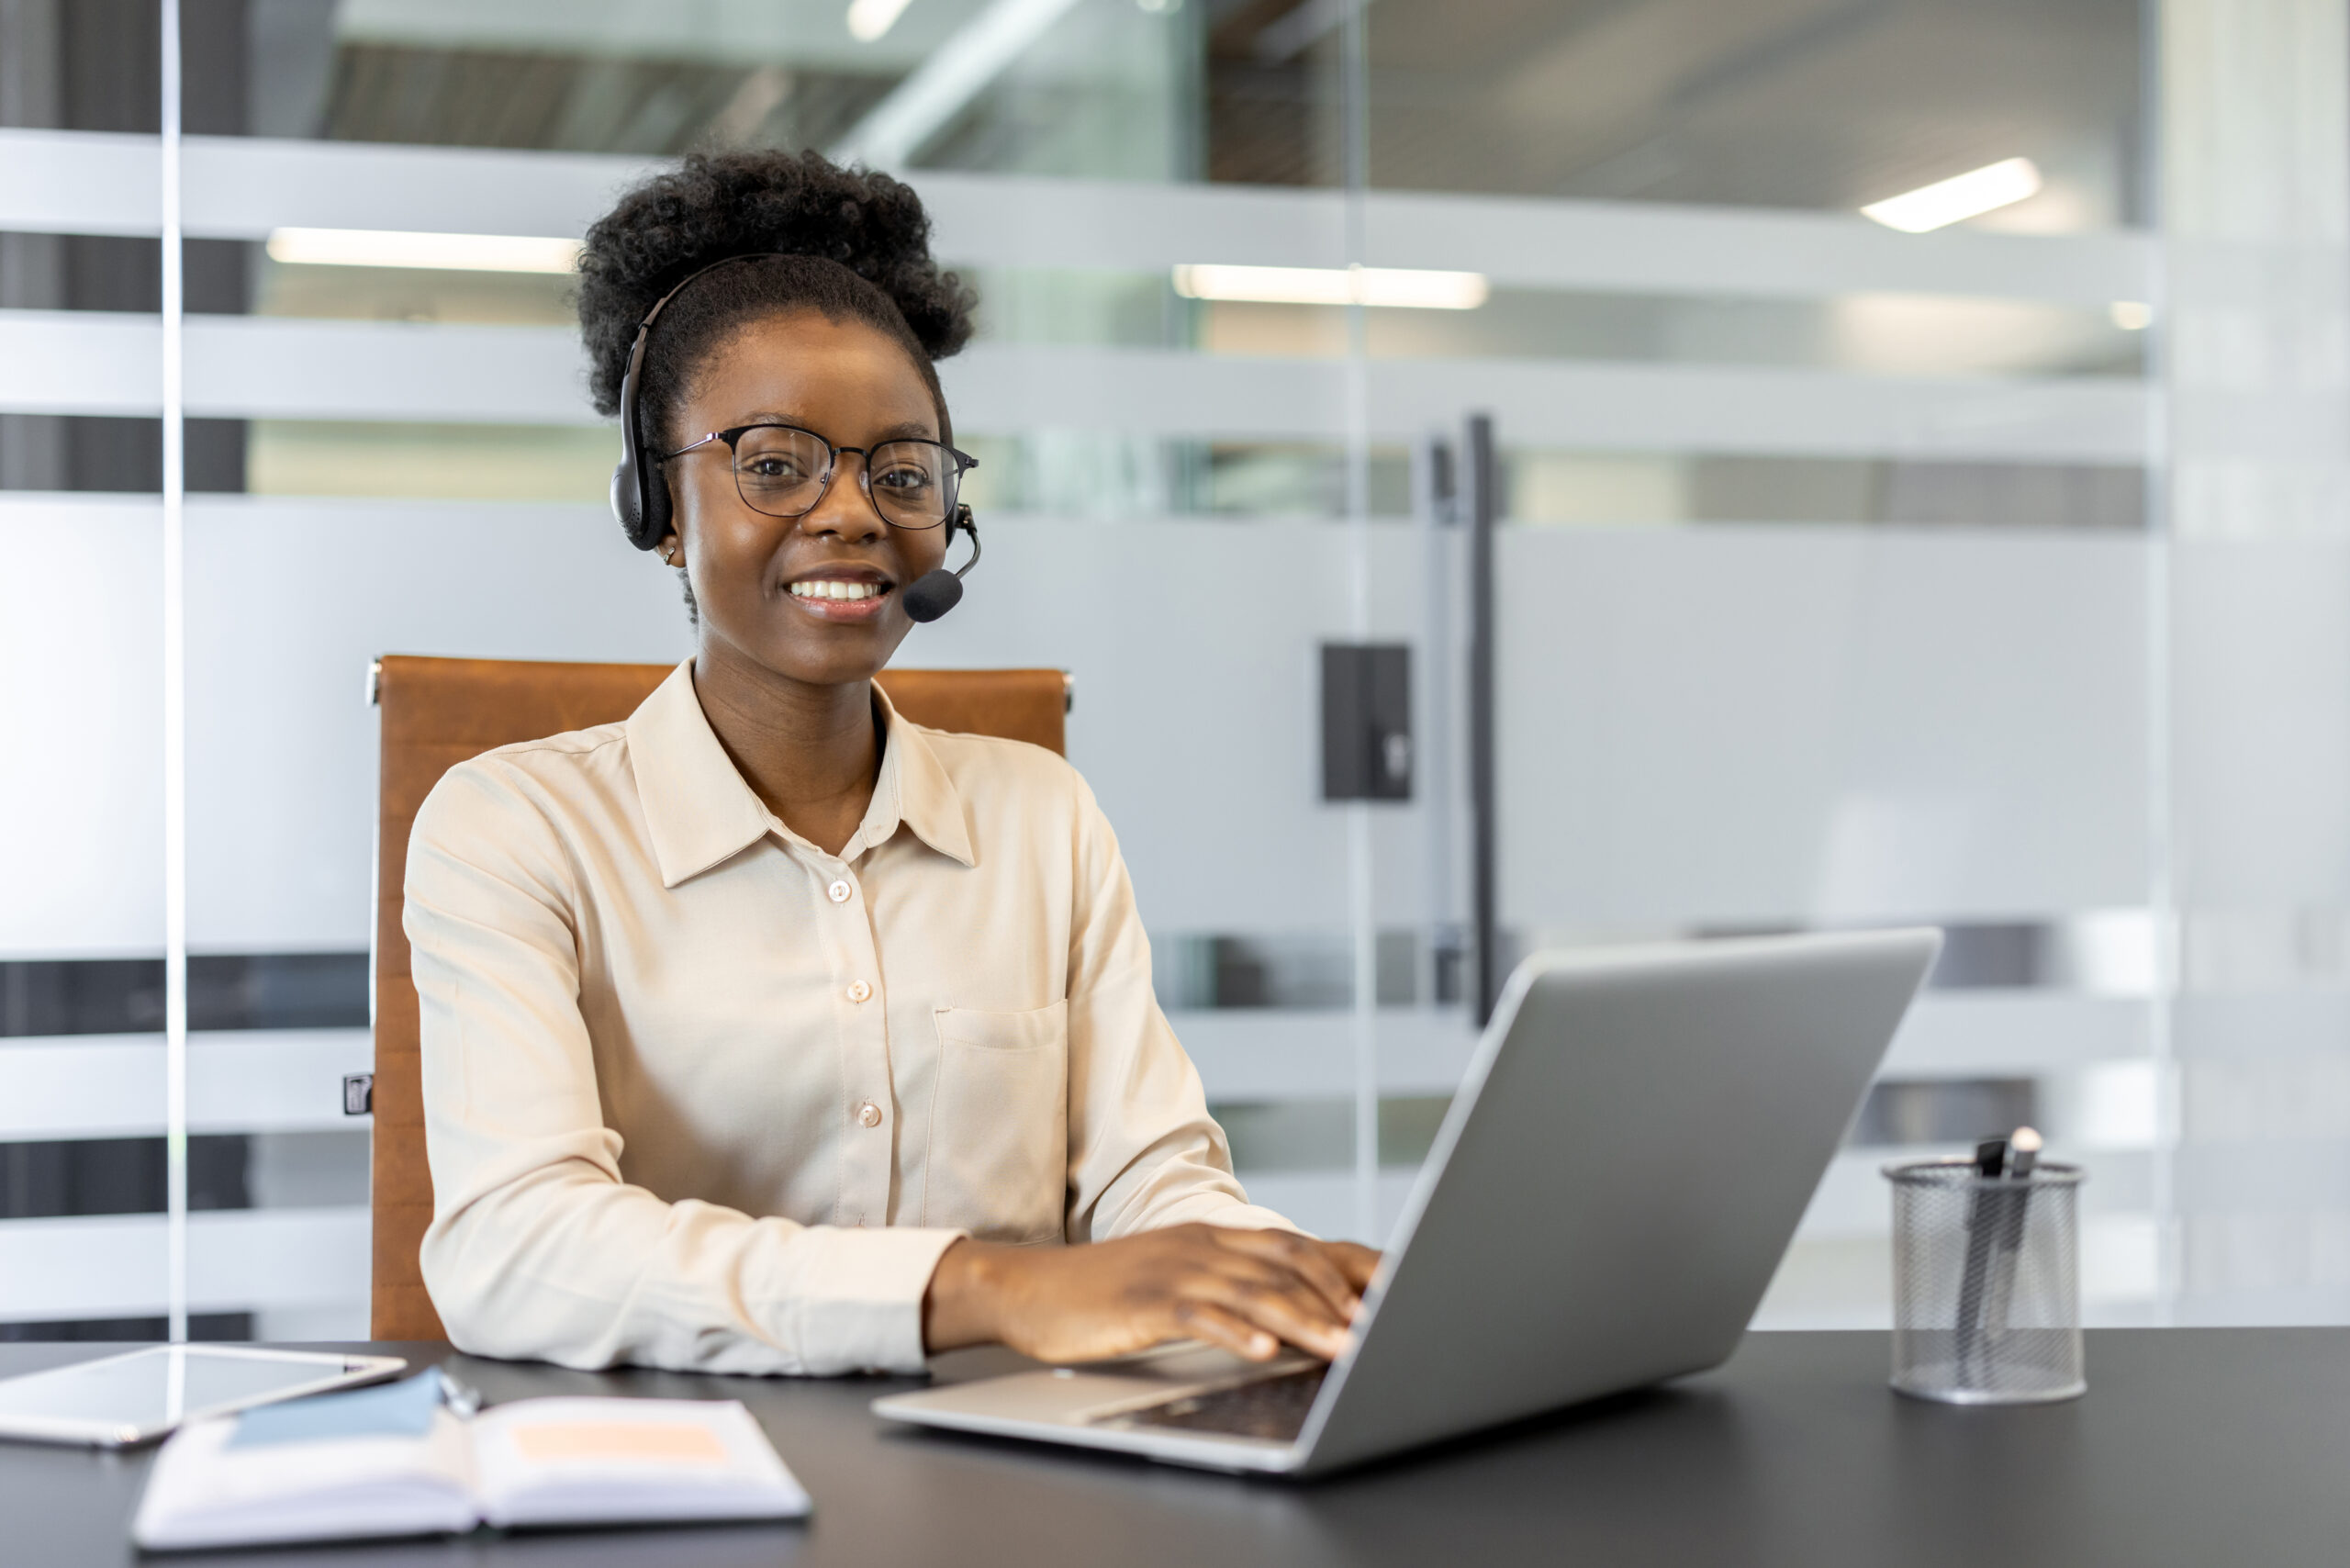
405, 660, 1289, 1377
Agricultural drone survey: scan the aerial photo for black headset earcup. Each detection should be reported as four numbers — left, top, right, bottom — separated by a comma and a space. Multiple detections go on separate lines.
643, 461, 670, 544
611, 324, 666, 552
610, 457, 641, 543
610, 465, 669, 552
610, 441, 668, 552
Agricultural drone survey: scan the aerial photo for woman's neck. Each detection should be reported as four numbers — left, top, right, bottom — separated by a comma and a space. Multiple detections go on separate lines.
690, 644, 880, 858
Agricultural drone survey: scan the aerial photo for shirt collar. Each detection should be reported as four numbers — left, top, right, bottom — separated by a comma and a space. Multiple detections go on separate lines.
627, 660, 975, 888
855, 681, 978, 870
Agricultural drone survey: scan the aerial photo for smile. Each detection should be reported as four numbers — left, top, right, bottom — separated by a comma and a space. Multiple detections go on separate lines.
782, 571, 895, 623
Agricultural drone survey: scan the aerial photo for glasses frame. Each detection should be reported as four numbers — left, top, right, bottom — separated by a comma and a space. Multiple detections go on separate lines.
661, 422, 978, 530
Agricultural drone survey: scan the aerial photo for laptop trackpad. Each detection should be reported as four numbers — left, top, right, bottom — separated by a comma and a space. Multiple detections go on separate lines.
913, 1343, 1315, 1428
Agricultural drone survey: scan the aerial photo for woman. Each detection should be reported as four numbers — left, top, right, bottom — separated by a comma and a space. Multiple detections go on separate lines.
406, 150, 1376, 1377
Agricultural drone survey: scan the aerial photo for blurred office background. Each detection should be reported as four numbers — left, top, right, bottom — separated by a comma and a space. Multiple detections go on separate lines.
3, 0, 2345, 1339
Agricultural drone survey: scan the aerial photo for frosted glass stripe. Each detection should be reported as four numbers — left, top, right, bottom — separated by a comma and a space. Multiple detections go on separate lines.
0, 500, 164, 958
0, 130, 2149, 307
0, 1208, 366, 1321
0, 1031, 375, 1139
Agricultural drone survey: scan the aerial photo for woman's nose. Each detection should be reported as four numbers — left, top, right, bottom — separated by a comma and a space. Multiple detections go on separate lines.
801, 453, 884, 541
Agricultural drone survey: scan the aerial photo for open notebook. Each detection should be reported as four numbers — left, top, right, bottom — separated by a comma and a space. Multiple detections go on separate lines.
133, 1375, 809, 1551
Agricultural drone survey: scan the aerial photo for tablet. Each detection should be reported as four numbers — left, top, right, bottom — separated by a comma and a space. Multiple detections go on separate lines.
0, 1345, 408, 1448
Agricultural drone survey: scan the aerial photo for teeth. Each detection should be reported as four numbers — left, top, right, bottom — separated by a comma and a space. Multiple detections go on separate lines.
790, 580, 881, 601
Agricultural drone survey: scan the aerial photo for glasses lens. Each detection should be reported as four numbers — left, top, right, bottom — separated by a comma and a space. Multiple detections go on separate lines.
733, 426, 832, 517
867, 441, 957, 528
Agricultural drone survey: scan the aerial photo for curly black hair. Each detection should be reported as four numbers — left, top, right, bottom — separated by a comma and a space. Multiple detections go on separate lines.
576, 151, 977, 455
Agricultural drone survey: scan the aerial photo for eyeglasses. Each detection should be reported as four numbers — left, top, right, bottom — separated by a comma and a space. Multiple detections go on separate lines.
662, 423, 978, 531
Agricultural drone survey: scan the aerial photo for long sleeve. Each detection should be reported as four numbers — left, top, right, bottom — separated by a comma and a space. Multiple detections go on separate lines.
406, 756, 961, 1376
1059, 769, 1299, 1243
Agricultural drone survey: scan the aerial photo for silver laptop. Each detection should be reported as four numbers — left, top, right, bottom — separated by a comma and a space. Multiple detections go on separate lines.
874, 929, 1942, 1476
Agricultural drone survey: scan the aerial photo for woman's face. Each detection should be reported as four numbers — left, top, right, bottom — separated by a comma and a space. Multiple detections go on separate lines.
660, 310, 952, 689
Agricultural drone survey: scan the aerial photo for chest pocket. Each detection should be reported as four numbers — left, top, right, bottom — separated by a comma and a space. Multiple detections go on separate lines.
923, 1001, 1069, 1243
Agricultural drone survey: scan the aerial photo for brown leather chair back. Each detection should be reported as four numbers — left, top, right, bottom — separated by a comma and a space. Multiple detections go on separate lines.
371, 655, 1069, 1341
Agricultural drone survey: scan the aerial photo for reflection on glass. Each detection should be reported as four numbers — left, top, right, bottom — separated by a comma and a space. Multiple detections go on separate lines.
1199, 290, 2145, 375
221, 0, 1210, 181
1213, 1096, 1454, 1172
1505, 453, 2145, 530
1362, 0, 2143, 225
247, 421, 619, 502
255, 259, 576, 327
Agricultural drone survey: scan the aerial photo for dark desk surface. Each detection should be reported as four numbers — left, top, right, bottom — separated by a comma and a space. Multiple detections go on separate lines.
4, 1330, 2344, 1566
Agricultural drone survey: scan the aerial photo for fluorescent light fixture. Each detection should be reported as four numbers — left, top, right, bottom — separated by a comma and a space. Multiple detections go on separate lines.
1860, 157, 2043, 233
2109, 300, 2154, 330
1172, 263, 1490, 309
264, 227, 584, 274
846, 0, 914, 41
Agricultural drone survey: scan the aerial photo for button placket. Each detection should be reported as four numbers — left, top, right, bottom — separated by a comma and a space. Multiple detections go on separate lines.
825, 859, 895, 1227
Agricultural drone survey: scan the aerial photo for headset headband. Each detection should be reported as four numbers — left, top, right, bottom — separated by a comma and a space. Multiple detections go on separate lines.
610, 254, 774, 551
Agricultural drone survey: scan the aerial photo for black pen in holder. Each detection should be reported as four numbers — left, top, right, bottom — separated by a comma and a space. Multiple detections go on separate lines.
1886, 1148, 2086, 1404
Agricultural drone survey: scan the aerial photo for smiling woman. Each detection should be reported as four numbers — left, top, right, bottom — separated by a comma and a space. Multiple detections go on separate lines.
400, 150, 1376, 1380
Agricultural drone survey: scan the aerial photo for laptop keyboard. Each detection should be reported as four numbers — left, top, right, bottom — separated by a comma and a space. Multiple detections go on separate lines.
1111, 1365, 1329, 1442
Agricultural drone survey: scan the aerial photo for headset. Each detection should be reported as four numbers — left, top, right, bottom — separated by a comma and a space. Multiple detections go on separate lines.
609, 252, 980, 622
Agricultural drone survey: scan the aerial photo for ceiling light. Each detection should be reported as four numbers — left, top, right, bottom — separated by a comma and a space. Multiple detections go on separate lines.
846, 0, 914, 41
1860, 158, 2043, 234
1171, 263, 1490, 309
264, 228, 583, 274
2109, 301, 2154, 330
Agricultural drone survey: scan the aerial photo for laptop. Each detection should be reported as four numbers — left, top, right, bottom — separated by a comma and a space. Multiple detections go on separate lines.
873, 929, 1942, 1476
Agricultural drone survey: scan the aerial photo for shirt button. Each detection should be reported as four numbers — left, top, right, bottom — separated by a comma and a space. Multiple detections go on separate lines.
846, 980, 872, 1003
827, 879, 852, 904
856, 1100, 883, 1128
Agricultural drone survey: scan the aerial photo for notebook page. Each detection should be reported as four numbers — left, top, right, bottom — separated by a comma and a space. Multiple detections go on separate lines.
470, 1397, 810, 1529
132, 1407, 476, 1551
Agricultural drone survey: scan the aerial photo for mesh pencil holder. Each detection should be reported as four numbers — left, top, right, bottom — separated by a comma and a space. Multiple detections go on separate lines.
1885, 1158, 2086, 1405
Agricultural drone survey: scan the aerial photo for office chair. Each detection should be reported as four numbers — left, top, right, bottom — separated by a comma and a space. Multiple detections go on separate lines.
368, 655, 1071, 1341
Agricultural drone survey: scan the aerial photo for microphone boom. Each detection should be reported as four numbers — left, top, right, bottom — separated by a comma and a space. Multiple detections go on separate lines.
901, 514, 980, 623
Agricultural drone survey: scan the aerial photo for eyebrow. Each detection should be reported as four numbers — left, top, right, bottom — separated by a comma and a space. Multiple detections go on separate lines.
737, 412, 940, 444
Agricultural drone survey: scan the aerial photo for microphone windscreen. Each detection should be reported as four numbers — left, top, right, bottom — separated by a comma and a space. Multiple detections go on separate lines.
901, 567, 963, 623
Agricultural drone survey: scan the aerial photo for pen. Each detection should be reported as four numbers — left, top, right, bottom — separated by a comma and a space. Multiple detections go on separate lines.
434, 1368, 482, 1419
2007, 1126, 2041, 1181
1984, 1127, 2042, 1342
1954, 1136, 2009, 1385
1974, 1137, 2011, 1181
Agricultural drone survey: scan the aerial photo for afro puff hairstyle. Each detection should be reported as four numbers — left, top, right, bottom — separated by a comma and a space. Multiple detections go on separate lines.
576, 150, 977, 454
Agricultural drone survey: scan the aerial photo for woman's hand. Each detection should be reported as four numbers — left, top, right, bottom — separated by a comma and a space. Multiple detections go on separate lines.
923, 1226, 1382, 1364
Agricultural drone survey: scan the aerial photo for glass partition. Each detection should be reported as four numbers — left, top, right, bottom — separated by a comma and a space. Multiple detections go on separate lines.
4, 0, 2347, 1340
